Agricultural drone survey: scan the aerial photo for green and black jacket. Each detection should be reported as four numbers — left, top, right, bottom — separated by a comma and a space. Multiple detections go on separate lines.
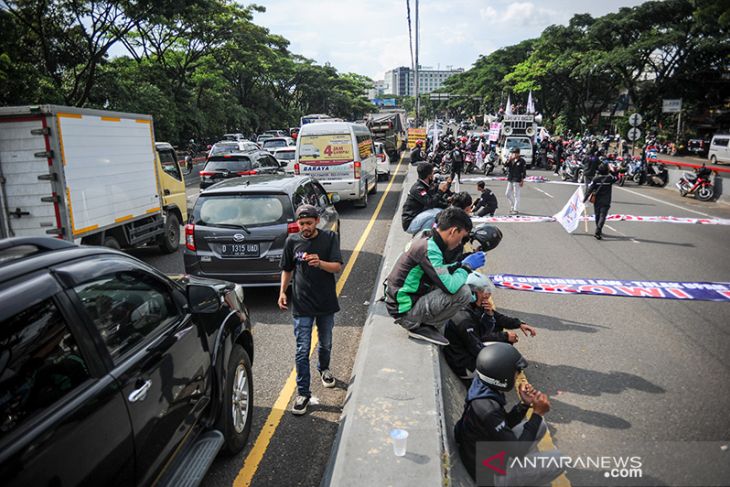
384, 231, 469, 318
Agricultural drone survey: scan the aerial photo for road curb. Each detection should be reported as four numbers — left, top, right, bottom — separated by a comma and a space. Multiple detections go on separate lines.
321, 161, 472, 486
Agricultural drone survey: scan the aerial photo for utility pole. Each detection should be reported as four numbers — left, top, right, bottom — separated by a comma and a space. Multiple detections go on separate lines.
414, 0, 420, 127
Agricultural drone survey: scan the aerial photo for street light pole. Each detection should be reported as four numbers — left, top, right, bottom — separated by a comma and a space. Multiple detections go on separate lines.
414, 0, 420, 127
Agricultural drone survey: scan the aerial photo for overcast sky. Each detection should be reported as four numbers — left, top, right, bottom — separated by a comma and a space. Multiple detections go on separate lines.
253, 0, 648, 80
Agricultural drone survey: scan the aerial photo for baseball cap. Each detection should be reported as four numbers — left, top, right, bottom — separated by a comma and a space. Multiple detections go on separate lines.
295, 204, 319, 219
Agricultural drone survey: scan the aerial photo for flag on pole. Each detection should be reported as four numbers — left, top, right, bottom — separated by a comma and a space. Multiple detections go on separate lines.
475, 139, 484, 169
505, 95, 513, 115
553, 186, 586, 233
433, 120, 439, 150
526, 90, 535, 114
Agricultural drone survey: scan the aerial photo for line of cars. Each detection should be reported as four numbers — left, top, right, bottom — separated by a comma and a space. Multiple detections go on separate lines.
185, 121, 393, 289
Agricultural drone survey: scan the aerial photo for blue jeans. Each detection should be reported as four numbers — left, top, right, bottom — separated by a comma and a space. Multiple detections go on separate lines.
293, 314, 335, 397
406, 208, 442, 235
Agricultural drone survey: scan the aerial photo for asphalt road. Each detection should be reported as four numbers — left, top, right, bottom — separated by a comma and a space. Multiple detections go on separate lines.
130, 161, 405, 487
131, 161, 730, 486
458, 168, 730, 483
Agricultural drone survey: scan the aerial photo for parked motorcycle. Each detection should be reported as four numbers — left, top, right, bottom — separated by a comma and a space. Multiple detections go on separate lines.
676, 166, 714, 201
626, 157, 646, 185
559, 157, 584, 182
464, 151, 477, 174
645, 162, 668, 187
484, 150, 497, 175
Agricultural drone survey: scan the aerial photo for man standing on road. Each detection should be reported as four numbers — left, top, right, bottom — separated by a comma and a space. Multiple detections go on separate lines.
504, 147, 527, 215
385, 207, 486, 346
455, 344, 563, 484
401, 162, 450, 234
554, 136, 564, 175
279, 204, 344, 415
584, 163, 616, 240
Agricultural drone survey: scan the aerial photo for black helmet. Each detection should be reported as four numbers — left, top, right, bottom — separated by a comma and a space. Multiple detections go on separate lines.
470, 224, 502, 252
475, 343, 528, 391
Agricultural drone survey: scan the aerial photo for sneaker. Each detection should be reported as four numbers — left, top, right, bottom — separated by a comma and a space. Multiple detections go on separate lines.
408, 325, 450, 346
320, 369, 336, 388
594, 233, 603, 240
292, 395, 310, 415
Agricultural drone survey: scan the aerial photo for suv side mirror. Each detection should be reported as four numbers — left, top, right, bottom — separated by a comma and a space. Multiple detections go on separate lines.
187, 285, 220, 313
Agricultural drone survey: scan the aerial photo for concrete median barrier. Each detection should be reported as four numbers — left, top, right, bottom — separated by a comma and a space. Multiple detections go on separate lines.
321, 162, 475, 487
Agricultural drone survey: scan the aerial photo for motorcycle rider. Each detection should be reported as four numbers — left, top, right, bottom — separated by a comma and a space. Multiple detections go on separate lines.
554, 136, 564, 175
472, 181, 499, 217
584, 163, 616, 240
444, 272, 537, 382
505, 147, 527, 215
454, 343, 563, 484
401, 162, 450, 234
384, 207, 486, 346
410, 139, 426, 165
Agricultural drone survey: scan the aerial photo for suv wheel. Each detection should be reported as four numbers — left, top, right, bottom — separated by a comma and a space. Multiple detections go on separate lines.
158, 214, 180, 254
217, 344, 253, 454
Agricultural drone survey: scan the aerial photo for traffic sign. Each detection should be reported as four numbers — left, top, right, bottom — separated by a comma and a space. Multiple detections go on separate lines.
662, 99, 682, 113
629, 113, 643, 127
627, 127, 642, 141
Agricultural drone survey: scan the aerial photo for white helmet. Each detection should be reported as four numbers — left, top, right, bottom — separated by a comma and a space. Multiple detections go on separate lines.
466, 272, 495, 293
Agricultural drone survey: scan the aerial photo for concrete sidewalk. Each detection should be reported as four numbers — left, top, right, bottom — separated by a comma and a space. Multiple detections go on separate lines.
321, 163, 475, 487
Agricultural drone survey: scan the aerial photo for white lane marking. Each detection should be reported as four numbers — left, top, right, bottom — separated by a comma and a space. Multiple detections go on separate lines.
531, 186, 554, 198
604, 224, 640, 244
615, 186, 715, 218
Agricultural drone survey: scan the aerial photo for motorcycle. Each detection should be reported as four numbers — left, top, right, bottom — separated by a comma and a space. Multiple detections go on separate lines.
626, 157, 646, 185
484, 150, 497, 175
676, 167, 714, 201
464, 151, 477, 174
645, 162, 668, 187
559, 157, 584, 182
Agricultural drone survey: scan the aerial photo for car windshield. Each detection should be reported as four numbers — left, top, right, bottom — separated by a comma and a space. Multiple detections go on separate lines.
211, 143, 239, 155
196, 195, 290, 228
205, 156, 252, 172
264, 140, 287, 149
505, 138, 533, 151
275, 151, 295, 160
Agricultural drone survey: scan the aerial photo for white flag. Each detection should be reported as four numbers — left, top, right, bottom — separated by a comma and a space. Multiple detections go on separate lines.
475, 139, 484, 169
433, 120, 439, 150
505, 95, 512, 115
553, 186, 586, 233
526, 90, 535, 114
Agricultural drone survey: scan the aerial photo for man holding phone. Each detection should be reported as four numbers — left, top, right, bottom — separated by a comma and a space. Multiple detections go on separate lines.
279, 204, 343, 415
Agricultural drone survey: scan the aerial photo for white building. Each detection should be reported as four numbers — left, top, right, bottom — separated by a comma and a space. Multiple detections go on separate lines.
383, 66, 463, 96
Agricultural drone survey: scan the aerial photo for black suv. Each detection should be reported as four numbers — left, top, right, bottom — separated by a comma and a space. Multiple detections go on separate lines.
199, 150, 283, 189
0, 238, 254, 487
184, 175, 340, 287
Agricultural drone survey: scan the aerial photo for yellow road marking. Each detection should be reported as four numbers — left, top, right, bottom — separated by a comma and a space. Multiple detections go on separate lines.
516, 372, 571, 487
233, 155, 406, 487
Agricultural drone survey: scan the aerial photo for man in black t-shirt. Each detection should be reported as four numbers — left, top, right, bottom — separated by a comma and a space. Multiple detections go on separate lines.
279, 204, 343, 415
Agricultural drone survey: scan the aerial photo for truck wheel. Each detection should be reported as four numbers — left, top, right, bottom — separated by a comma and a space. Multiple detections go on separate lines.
158, 214, 180, 254
217, 344, 253, 455
103, 236, 121, 250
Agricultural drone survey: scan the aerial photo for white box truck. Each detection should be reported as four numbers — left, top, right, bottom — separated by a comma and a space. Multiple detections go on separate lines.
0, 105, 190, 252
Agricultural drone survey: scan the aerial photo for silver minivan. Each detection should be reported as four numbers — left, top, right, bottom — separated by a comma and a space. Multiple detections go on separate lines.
708, 134, 730, 165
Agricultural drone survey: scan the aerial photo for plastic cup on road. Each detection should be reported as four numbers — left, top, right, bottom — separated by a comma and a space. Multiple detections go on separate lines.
390, 428, 408, 457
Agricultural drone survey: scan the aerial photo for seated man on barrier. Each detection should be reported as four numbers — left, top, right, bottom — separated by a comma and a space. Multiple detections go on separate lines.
443, 273, 537, 382
385, 207, 486, 346
401, 162, 450, 235
455, 344, 563, 485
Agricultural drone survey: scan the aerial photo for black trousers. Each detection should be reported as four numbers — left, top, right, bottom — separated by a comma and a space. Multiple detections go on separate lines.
595, 204, 610, 234
451, 163, 463, 182
476, 204, 497, 217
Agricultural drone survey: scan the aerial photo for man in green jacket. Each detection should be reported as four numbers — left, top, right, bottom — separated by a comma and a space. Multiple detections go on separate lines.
384, 207, 486, 346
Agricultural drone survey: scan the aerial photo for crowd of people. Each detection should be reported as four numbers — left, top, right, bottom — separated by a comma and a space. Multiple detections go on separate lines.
379, 159, 564, 485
